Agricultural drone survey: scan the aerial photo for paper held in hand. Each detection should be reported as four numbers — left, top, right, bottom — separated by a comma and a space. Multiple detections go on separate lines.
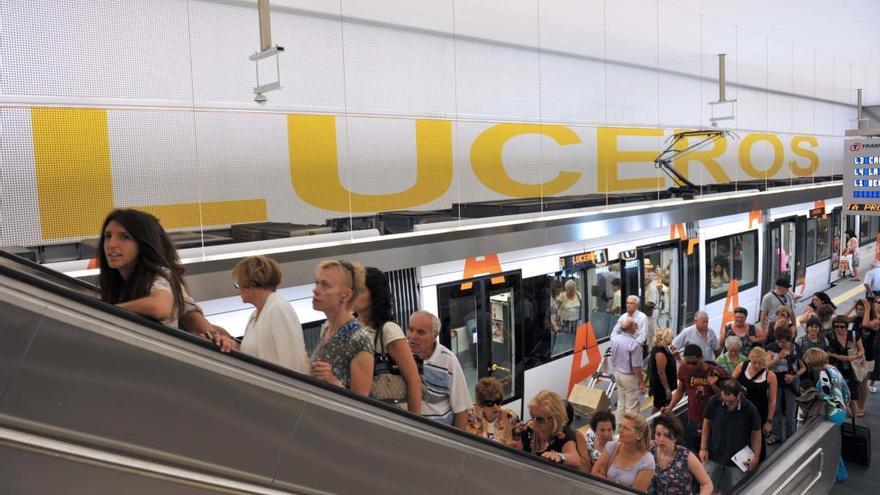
731, 445, 755, 472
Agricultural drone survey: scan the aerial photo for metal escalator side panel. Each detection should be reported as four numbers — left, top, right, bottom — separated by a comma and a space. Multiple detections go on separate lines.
0, 299, 300, 485
0, 271, 641, 495
729, 419, 840, 495
0, 297, 44, 404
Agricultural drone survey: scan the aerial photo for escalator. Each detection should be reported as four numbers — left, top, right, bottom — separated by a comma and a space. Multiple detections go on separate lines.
0, 250, 841, 494
0, 251, 638, 495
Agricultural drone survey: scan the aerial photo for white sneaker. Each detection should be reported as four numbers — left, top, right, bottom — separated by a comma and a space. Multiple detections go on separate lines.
870, 386, 877, 394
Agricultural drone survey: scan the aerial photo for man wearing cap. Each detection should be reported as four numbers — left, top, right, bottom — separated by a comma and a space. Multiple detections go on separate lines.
758, 277, 801, 331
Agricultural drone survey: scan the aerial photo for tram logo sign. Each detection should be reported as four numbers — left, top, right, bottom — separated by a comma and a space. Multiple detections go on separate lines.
851, 143, 862, 152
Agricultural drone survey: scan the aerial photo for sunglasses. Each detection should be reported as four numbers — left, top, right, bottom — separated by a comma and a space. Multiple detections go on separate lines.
531, 415, 550, 424
482, 399, 502, 407
833, 325, 848, 329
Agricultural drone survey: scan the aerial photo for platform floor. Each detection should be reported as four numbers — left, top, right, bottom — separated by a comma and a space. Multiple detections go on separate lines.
811, 276, 879, 494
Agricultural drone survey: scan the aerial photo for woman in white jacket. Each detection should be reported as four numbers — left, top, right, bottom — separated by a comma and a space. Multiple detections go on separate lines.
233, 255, 310, 374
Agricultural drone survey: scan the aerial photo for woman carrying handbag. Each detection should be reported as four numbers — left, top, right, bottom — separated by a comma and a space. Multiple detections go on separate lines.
355, 267, 423, 413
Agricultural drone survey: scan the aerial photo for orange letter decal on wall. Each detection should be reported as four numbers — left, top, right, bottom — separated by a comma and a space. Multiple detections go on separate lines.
461, 254, 505, 290
567, 322, 603, 395
288, 114, 452, 212
748, 210, 763, 229
471, 123, 582, 198
720, 279, 741, 331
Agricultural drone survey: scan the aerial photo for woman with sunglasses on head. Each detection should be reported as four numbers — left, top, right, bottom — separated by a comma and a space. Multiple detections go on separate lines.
354, 267, 422, 412
592, 412, 655, 492
310, 260, 374, 396
465, 377, 519, 446
231, 255, 309, 374
826, 315, 865, 417
512, 390, 581, 469
650, 414, 712, 495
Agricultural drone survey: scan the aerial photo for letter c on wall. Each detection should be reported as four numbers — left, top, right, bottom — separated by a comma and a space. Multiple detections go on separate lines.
471, 123, 582, 198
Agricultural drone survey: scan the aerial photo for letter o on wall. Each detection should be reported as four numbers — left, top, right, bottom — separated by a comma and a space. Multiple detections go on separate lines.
738, 133, 785, 179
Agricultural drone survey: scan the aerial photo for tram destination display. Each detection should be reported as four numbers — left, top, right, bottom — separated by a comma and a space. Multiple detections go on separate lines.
844, 137, 880, 216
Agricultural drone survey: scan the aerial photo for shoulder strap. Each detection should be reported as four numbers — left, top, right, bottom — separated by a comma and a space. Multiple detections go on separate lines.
372, 324, 387, 355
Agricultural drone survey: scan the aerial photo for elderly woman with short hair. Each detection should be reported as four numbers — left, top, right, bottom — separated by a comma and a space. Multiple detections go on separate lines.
716, 336, 746, 376
233, 255, 310, 374
465, 377, 519, 446
513, 390, 581, 469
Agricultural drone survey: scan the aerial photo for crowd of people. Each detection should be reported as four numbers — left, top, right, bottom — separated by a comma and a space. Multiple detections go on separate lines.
95, 208, 870, 494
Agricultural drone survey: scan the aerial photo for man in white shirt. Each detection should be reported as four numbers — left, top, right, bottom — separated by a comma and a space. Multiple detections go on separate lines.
408, 310, 470, 429
672, 311, 719, 362
612, 295, 649, 347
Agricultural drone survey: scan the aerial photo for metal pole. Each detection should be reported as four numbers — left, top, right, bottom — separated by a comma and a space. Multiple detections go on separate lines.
258, 0, 272, 51
718, 53, 727, 102
857, 88, 863, 121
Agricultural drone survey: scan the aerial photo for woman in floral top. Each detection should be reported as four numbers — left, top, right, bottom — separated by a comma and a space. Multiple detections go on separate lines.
465, 377, 519, 445
310, 260, 374, 395
650, 414, 712, 495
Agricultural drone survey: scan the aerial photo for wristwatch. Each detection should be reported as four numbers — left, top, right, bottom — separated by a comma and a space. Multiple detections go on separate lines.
557, 452, 566, 464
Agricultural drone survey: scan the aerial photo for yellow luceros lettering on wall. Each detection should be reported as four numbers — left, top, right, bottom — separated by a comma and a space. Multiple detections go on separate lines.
29, 108, 827, 242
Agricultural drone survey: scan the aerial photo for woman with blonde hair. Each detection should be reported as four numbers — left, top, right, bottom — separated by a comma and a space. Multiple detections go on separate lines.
514, 390, 581, 469
592, 411, 655, 492
732, 347, 777, 455
310, 260, 374, 396
648, 327, 677, 410
233, 255, 309, 373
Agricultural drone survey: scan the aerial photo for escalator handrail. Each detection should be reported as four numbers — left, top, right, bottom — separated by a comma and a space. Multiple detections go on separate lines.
0, 250, 640, 493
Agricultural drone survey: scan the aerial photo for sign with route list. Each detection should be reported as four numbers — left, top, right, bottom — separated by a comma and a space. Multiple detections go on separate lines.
844, 137, 880, 216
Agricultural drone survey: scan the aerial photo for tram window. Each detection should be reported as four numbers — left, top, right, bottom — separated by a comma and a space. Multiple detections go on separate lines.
805, 218, 817, 265
519, 271, 587, 369
816, 215, 831, 263
860, 216, 880, 246
588, 261, 622, 341
706, 231, 758, 303
553, 274, 585, 357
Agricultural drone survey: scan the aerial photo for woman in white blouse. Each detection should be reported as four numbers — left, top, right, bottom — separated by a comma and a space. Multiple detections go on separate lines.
232, 256, 310, 374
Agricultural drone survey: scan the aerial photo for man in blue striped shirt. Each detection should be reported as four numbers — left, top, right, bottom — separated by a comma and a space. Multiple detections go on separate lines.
610, 315, 647, 424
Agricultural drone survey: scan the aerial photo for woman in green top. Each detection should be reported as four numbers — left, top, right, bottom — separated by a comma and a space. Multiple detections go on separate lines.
716, 336, 746, 376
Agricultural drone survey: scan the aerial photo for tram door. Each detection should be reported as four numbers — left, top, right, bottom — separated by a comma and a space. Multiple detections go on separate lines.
768, 218, 798, 289
638, 243, 681, 333
437, 271, 521, 402
830, 207, 842, 274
